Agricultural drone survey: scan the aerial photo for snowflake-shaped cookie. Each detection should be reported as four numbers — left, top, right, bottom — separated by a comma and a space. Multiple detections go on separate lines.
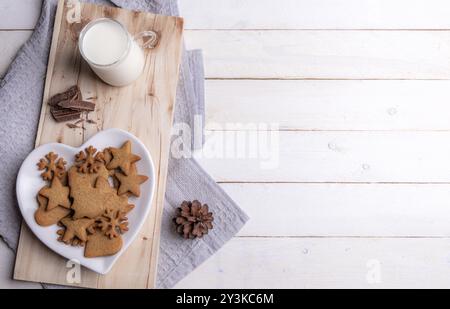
37, 152, 66, 181
98, 209, 129, 239
75, 145, 105, 173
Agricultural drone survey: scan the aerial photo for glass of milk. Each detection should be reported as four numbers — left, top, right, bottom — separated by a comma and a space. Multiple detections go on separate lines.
78, 18, 158, 87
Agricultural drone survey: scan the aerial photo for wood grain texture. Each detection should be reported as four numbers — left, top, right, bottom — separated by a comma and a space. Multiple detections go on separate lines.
175, 237, 450, 288
179, 0, 450, 30
196, 131, 450, 182
3, 0, 450, 290
184, 30, 450, 79
205, 80, 450, 131
7, 30, 450, 80
223, 183, 450, 237
0, 241, 41, 289
13, 0, 183, 288
6, 0, 450, 30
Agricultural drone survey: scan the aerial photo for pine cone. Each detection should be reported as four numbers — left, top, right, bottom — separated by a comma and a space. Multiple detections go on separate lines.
173, 200, 214, 239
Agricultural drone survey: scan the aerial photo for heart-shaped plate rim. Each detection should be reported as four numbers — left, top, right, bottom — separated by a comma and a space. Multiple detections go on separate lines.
16, 128, 156, 274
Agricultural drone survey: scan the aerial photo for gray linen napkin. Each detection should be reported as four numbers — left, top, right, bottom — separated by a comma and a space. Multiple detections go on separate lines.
0, 0, 248, 288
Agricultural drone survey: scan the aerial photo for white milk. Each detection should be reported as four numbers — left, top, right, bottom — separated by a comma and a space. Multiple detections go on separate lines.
79, 19, 145, 87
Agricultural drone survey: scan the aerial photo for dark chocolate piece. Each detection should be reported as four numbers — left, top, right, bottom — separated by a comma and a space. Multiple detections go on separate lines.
53, 113, 82, 122
58, 100, 95, 111
51, 107, 82, 122
48, 85, 80, 106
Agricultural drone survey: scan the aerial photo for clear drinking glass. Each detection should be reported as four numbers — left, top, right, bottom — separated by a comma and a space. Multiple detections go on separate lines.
78, 18, 158, 87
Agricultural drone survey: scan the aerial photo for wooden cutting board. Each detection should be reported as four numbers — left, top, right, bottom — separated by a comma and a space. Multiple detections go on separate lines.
13, 0, 183, 288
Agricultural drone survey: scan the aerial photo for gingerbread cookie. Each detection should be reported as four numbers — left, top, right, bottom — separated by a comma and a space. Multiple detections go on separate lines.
33, 141, 147, 258
34, 195, 71, 227
84, 230, 123, 258
115, 163, 148, 197
75, 145, 105, 173
57, 228, 85, 247
104, 189, 135, 215
102, 147, 113, 165
98, 209, 129, 239
59, 217, 95, 244
70, 176, 112, 219
68, 165, 109, 188
107, 140, 141, 175
38, 176, 71, 210
37, 152, 66, 181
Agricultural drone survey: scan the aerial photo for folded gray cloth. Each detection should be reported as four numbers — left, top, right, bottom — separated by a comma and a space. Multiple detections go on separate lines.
0, 0, 248, 288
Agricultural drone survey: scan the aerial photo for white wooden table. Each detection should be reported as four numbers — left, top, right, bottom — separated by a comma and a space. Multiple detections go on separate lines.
3, 0, 450, 288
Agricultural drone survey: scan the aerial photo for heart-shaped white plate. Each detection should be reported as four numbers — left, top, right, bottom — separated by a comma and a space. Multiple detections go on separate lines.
16, 128, 156, 274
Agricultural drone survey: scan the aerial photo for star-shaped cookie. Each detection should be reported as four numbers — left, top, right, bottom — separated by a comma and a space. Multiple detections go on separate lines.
115, 163, 148, 197
38, 176, 70, 211
60, 217, 95, 243
107, 141, 141, 175
34, 195, 71, 226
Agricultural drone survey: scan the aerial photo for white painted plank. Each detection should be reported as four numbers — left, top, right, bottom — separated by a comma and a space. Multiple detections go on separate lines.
0, 31, 32, 77
206, 80, 450, 131
184, 30, 450, 79
0, 0, 41, 30
179, 0, 450, 30
175, 237, 450, 288
4, 0, 450, 30
0, 242, 41, 288
194, 131, 450, 182
5, 30, 450, 80
2, 34, 450, 130
222, 183, 450, 237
